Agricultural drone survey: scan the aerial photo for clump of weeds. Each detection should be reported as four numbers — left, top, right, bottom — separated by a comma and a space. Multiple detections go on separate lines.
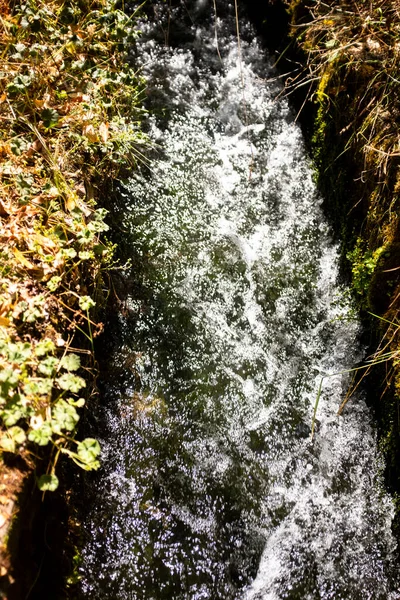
0, 0, 149, 493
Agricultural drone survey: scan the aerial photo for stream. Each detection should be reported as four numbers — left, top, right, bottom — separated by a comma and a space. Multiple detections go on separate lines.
78, 1, 400, 598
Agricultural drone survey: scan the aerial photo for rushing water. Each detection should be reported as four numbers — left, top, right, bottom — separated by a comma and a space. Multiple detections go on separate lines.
78, 2, 400, 598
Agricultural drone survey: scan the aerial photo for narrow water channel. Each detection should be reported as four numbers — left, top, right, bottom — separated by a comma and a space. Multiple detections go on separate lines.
78, 2, 399, 598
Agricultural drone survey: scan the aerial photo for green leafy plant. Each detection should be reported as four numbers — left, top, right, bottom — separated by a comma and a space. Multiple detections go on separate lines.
0, 0, 150, 491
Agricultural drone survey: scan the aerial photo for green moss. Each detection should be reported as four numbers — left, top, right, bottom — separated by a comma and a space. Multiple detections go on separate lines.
347, 241, 387, 303
66, 547, 83, 587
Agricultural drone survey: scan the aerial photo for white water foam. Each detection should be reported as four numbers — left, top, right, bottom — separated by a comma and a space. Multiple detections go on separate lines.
79, 2, 400, 598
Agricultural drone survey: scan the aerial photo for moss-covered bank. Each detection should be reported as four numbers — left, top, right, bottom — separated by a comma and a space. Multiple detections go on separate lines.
250, 0, 400, 536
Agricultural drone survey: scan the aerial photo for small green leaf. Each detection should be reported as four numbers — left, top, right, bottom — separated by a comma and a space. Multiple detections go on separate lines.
7, 74, 32, 94
16, 173, 34, 191
14, 43, 27, 54
77, 437, 101, 465
78, 296, 96, 311
47, 276, 62, 292
325, 39, 338, 49
77, 227, 95, 245
7, 342, 32, 364
23, 378, 53, 396
87, 219, 109, 233
35, 339, 56, 356
1, 407, 24, 427
9, 426, 26, 445
22, 305, 43, 323
0, 435, 15, 453
0, 367, 20, 388
0, 426, 26, 452
57, 373, 86, 393
37, 473, 59, 492
61, 248, 77, 259
78, 251, 93, 260
10, 137, 28, 156
41, 108, 59, 129
38, 356, 59, 376
52, 399, 79, 432
28, 422, 52, 446
66, 397, 85, 408
60, 353, 81, 372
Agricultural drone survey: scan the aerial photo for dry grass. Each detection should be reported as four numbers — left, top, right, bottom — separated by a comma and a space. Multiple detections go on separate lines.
286, 0, 400, 247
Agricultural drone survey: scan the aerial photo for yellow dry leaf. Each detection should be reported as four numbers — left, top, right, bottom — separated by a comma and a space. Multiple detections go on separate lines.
65, 195, 76, 211
0, 316, 10, 327
82, 124, 99, 143
99, 122, 109, 143
48, 67, 58, 79
0, 93, 6, 104
34, 99, 45, 108
65, 41, 77, 55
12, 248, 35, 270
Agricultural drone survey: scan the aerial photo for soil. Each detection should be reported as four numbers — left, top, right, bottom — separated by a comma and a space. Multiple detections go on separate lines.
0, 453, 33, 598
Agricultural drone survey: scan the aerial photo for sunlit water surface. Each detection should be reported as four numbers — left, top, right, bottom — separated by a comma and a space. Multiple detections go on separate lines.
78, 2, 400, 598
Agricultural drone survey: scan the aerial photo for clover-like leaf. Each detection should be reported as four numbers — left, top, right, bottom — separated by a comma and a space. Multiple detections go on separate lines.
38, 356, 59, 377
10, 137, 28, 156
7, 342, 32, 364
10, 426, 26, 444
0, 426, 26, 452
37, 473, 59, 492
7, 74, 32, 94
60, 353, 81, 372
23, 378, 53, 397
52, 399, 79, 432
78, 295, 96, 311
41, 108, 59, 129
77, 437, 101, 467
47, 276, 62, 292
57, 373, 86, 393
87, 219, 109, 233
35, 339, 56, 357
0, 435, 15, 453
1, 407, 24, 427
28, 422, 53, 446
61, 248, 77, 259
0, 367, 20, 388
